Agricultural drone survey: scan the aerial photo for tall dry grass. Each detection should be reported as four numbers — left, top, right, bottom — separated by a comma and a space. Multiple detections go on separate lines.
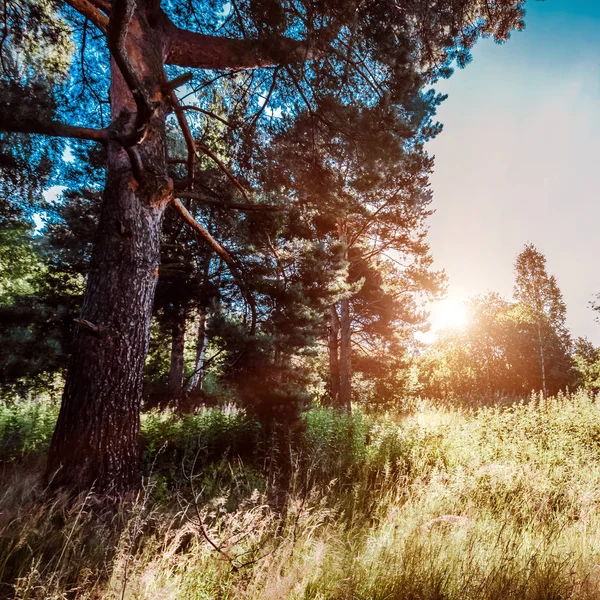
2, 392, 600, 599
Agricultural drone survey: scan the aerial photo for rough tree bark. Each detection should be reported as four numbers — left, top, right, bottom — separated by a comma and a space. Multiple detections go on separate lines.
328, 306, 340, 406
339, 297, 352, 412
167, 300, 188, 401
46, 5, 172, 494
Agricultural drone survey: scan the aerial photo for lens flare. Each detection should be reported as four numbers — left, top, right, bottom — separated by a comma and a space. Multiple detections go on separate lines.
429, 298, 469, 332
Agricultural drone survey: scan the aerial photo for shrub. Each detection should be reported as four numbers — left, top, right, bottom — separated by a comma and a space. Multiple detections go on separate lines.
0, 398, 58, 462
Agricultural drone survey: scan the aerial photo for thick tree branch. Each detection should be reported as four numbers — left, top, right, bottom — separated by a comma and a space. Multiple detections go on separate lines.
64, 0, 108, 33
0, 112, 108, 142
171, 198, 257, 333
165, 23, 340, 70
107, 0, 155, 146
88, 0, 111, 13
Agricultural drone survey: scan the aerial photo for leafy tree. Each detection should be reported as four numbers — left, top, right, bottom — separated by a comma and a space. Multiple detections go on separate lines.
0, 189, 101, 394
513, 244, 570, 397
419, 285, 576, 402
572, 337, 600, 392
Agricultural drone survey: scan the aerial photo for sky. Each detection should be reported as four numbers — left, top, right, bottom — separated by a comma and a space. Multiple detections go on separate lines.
425, 0, 600, 343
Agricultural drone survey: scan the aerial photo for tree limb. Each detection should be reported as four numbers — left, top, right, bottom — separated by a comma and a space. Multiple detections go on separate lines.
88, 0, 111, 13
165, 22, 340, 70
0, 112, 108, 142
181, 106, 234, 128
163, 72, 194, 92
171, 199, 234, 264
64, 0, 108, 33
171, 198, 257, 334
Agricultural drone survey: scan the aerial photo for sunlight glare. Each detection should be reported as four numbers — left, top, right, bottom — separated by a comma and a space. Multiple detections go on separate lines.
429, 298, 469, 332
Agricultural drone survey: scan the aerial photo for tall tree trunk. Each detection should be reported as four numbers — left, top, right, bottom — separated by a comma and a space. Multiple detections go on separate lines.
167, 300, 187, 401
187, 306, 209, 394
46, 10, 172, 494
328, 306, 340, 406
536, 320, 548, 398
339, 297, 352, 411
337, 218, 352, 412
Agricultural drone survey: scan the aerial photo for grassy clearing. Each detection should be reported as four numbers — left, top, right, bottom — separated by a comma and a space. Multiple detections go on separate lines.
2, 392, 600, 599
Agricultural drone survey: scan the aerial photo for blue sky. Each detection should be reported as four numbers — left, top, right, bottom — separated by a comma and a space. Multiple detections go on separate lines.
426, 0, 600, 342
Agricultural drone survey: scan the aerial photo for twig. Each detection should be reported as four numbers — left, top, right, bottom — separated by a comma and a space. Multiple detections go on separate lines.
181, 105, 235, 128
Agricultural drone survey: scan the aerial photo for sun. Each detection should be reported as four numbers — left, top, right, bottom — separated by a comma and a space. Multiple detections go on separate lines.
429, 298, 469, 332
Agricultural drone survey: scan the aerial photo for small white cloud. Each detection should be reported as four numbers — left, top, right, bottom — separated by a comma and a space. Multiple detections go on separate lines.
43, 185, 67, 203
32, 213, 46, 234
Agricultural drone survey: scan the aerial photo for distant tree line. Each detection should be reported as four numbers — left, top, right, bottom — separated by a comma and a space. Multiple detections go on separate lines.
418, 244, 600, 401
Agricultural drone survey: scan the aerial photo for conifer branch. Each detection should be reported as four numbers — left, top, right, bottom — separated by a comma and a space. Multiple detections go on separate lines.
64, 0, 108, 33
176, 191, 281, 212
0, 112, 109, 142
171, 198, 257, 334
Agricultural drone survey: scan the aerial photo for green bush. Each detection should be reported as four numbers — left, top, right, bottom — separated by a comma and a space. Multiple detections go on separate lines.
140, 405, 262, 488
300, 406, 369, 482
0, 398, 58, 462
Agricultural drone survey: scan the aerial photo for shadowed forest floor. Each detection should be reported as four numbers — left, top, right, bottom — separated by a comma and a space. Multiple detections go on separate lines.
2, 392, 600, 599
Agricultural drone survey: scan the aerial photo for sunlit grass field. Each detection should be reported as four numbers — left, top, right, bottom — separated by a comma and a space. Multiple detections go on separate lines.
2, 391, 600, 599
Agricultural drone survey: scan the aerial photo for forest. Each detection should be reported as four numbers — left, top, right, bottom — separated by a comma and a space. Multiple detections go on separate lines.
2, 0, 600, 598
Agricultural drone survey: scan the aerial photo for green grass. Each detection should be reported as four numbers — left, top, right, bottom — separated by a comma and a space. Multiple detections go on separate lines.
3, 392, 600, 598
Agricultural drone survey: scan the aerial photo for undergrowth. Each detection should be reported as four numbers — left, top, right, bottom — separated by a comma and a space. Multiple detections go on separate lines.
2, 391, 600, 599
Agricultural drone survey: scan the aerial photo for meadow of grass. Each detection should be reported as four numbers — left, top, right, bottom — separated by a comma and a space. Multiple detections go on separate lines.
2, 391, 600, 599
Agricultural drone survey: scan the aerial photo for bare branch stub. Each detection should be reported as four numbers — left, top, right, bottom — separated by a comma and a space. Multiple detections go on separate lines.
162, 72, 194, 92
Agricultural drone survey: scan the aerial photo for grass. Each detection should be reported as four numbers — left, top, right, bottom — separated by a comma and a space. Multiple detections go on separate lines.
2, 391, 600, 598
